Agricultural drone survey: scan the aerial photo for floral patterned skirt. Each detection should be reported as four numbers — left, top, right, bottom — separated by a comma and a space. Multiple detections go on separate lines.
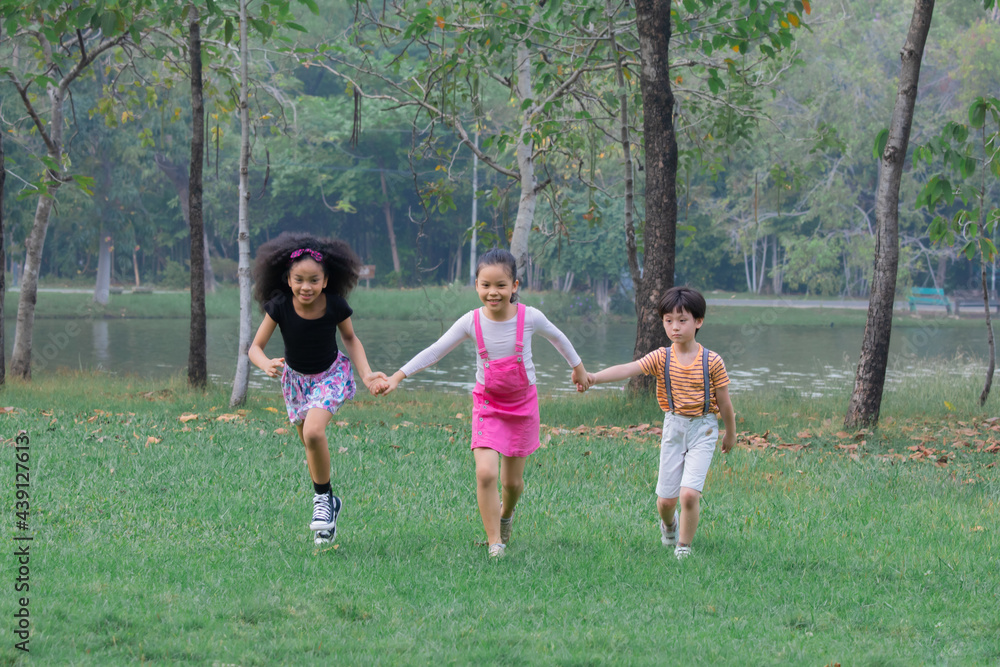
280, 353, 356, 424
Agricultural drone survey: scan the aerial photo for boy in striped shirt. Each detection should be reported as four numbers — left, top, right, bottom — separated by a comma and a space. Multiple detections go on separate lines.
584, 286, 735, 560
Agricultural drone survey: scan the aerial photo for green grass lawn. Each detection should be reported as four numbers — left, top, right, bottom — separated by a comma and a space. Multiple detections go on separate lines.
1, 373, 998, 665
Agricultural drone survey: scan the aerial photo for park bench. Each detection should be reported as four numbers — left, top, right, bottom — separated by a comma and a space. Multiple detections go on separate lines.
952, 290, 1000, 315
907, 287, 951, 313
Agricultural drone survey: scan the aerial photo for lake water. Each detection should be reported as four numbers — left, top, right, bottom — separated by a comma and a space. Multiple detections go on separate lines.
4, 314, 988, 397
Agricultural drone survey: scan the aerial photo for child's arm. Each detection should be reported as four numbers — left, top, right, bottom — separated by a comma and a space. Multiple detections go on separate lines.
527, 308, 591, 392
337, 317, 388, 395
248, 315, 285, 378
716, 384, 736, 453
381, 314, 473, 396
588, 360, 644, 387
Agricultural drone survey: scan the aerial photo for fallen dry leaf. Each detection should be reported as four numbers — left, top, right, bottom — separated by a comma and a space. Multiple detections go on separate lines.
215, 413, 241, 422
336, 420, 349, 427
338, 447, 348, 454
146, 436, 161, 445
274, 428, 288, 435
264, 407, 279, 413
178, 413, 199, 423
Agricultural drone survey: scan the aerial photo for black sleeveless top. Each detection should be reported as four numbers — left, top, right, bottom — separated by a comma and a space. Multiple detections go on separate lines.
264, 293, 353, 374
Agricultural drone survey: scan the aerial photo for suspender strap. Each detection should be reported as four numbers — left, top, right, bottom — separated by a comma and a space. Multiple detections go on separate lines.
473, 309, 489, 359
663, 347, 675, 413
514, 303, 525, 353
473, 303, 526, 359
702, 347, 711, 416
663, 345, 712, 416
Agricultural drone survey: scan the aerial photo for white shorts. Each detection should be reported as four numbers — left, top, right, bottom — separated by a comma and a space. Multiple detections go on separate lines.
655, 412, 718, 498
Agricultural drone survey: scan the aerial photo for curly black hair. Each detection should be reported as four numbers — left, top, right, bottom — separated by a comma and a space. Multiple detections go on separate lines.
252, 232, 361, 310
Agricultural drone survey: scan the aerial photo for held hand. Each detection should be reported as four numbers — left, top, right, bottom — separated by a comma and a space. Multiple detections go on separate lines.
265, 357, 285, 378
380, 375, 401, 396
721, 430, 736, 453
571, 365, 591, 392
362, 371, 389, 396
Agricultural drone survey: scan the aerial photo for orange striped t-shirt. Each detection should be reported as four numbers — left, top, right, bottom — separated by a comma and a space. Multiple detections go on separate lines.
637, 345, 729, 416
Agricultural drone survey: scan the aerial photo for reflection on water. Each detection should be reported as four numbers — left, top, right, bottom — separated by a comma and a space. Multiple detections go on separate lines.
4, 314, 988, 397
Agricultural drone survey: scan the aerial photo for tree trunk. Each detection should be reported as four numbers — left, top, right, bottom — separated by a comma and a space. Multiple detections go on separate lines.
11, 81, 66, 381
508, 37, 538, 281
757, 235, 768, 293
230, 0, 252, 407
188, 7, 208, 389
608, 0, 640, 294
772, 236, 782, 295
979, 265, 994, 405
0, 131, 5, 386
203, 233, 216, 293
469, 130, 479, 286
596, 278, 611, 314
378, 162, 401, 275
94, 146, 114, 305
846, 0, 934, 428
94, 232, 112, 305
743, 244, 753, 292
629, 0, 676, 393
935, 253, 947, 289
132, 245, 141, 286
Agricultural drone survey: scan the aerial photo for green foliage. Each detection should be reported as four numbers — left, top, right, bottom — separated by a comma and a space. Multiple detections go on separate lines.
917, 97, 1000, 263
782, 236, 843, 295
159, 259, 190, 289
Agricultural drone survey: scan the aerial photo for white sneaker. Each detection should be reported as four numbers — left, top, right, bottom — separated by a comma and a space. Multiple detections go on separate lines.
488, 543, 507, 559
660, 509, 679, 546
675, 545, 692, 560
314, 529, 334, 545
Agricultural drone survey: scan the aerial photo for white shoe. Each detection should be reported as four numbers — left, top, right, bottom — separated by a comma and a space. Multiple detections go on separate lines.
488, 543, 507, 559
675, 545, 692, 560
314, 529, 334, 545
660, 510, 679, 546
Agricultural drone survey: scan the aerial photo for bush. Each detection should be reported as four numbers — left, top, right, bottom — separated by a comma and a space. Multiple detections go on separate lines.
159, 260, 189, 289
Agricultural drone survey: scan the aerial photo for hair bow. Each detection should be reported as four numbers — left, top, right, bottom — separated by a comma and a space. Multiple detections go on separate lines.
290, 248, 323, 263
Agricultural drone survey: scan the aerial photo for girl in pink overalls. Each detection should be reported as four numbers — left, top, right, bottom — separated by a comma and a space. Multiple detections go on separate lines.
382, 249, 591, 558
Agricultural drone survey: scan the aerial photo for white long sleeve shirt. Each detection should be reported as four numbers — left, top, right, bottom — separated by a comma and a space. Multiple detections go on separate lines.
399, 306, 582, 386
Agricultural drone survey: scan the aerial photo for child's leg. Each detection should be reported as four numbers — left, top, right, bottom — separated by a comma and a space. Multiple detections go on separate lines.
656, 496, 678, 526
473, 448, 502, 545
675, 415, 717, 546
677, 487, 701, 545
296, 408, 335, 484
499, 455, 528, 519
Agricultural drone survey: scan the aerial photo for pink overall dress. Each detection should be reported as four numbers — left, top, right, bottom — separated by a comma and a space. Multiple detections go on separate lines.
470, 303, 541, 457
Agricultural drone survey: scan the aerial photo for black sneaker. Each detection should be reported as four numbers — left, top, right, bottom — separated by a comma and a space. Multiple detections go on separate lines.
309, 492, 342, 532
314, 529, 334, 545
